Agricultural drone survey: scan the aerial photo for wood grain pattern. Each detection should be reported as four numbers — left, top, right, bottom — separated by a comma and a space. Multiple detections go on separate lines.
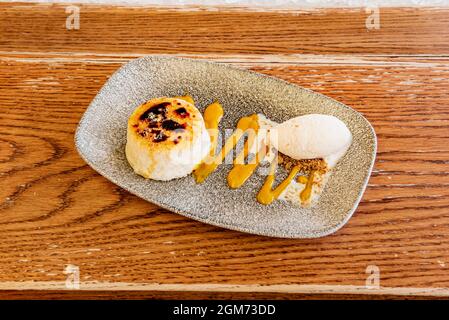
1, 3, 449, 55
1, 3, 449, 298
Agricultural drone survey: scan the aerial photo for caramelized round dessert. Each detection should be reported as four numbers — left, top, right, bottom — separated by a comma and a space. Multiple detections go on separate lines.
126, 97, 210, 180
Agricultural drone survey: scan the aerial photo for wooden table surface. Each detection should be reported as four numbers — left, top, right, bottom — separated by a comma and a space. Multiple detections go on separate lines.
1, 3, 449, 299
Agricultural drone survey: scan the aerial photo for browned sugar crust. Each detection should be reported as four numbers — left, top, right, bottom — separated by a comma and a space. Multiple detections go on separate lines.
131, 98, 195, 146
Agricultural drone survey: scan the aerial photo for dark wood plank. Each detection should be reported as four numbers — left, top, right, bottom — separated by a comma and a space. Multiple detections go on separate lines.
0, 290, 445, 300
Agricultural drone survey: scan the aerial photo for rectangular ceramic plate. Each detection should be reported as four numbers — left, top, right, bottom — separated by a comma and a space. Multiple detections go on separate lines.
75, 56, 376, 238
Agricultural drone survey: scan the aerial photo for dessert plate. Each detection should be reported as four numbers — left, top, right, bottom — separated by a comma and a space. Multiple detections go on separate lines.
75, 56, 376, 238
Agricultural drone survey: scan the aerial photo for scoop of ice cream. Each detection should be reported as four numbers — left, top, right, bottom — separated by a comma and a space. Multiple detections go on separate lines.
273, 114, 352, 163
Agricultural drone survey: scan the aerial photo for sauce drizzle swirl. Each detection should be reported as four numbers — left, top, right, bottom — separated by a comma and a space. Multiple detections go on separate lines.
193, 102, 315, 205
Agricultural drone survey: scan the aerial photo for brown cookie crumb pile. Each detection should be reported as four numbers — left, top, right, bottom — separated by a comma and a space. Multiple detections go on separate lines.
278, 153, 328, 174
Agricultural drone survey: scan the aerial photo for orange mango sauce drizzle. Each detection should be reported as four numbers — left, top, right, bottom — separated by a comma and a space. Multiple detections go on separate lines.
227, 115, 264, 189
300, 170, 315, 202
192, 101, 226, 183
257, 157, 301, 205
193, 105, 258, 183
193, 101, 315, 205
297, 175, 308, 184
203, 101, 224, 157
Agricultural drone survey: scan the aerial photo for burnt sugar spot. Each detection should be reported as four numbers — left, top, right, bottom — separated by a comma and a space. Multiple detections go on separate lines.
138, 127, 151, 138
139, 102, 170, 121
152, 130, 168, 142
173, 135, 182, 145
162, 119, 186, 131
174, 107, 190, 118
147, 120, 159, 128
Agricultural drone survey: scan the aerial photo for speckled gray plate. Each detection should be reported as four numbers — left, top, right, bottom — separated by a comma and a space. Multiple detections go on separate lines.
75, 56, 376, 238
